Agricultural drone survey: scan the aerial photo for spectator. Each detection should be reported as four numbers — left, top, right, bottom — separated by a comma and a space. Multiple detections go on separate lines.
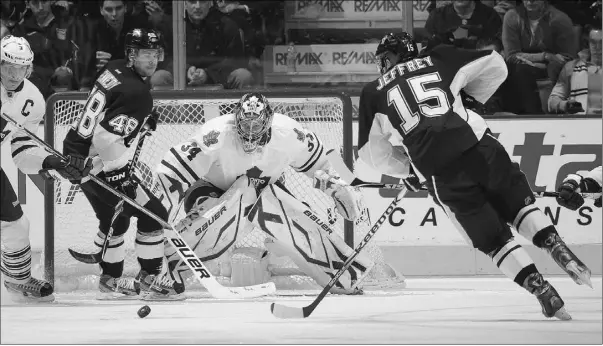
12, 0, 93, 96
502, 0, 576, 114
482, 0, 517, 20
152, 0, 253, 89
1, 0, 27, 39
548, 26, 602, 115
425, 0, 502, 49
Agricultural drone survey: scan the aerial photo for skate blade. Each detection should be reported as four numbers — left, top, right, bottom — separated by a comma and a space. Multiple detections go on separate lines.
3, 290, 55, 303
95, 291, 139, 301
567, 261, 593, 288
139, 291, 186, 301
553, 306, 572, 321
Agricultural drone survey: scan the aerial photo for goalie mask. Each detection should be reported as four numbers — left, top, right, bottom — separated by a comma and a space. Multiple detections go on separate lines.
376, 32, 418, 75
235, 93, 274, 154
1, 35, 33, 91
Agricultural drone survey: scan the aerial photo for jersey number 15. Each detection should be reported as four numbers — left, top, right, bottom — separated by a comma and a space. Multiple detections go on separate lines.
387, 72, 450, 134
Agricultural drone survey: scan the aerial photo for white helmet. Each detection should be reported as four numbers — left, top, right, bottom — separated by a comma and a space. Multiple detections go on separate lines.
1, 35, 33, 66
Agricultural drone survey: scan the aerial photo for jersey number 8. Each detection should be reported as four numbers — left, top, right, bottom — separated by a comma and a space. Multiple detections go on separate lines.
75, 86, 106, 138
387, 72, 450, 134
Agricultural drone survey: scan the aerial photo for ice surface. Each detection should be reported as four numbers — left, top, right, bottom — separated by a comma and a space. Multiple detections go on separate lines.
1, 277, 601, 344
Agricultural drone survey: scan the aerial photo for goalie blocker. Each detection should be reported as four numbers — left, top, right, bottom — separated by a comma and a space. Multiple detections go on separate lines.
164, 175, 374, 294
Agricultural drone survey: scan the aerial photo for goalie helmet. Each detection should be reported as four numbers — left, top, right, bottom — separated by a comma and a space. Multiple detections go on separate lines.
1, 35, 33, 91
375, 32, 418, 75
235, 92, 274, 154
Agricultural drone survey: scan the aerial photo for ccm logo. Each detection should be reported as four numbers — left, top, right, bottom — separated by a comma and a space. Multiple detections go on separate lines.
170, 238, 211, 278
106, 172, 126, 182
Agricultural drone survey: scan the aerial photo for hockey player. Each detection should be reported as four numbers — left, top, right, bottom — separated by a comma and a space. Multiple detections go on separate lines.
156, 92, 370, 294
1, 35, 90, 301
62, 28, 183, 300
557, 166, 602, 210
356, 32, 592, 320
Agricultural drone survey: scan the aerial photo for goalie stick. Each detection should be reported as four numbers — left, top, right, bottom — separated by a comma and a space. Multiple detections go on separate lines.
68, 126, 151, 264
1, 112, 276, 299
270, 186, 408, 319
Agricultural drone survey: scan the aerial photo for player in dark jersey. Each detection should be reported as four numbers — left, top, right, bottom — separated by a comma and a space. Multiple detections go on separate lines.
63, 28, 183, 300
357, 32, 593, 320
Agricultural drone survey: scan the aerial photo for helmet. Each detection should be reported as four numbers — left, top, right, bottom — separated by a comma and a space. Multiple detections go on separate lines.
1, 35, 33, 90
235, 93, 274, 154
375, 32, 418, 75
124, 28, 165, 61
1, 35, 33, 66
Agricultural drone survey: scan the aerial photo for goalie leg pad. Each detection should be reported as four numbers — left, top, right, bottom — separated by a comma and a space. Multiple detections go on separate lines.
1, 216, 32, 284
230, 247, 270, 287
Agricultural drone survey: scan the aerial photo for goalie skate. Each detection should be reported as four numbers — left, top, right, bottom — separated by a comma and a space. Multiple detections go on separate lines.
137, 270, 185, 301
3, 277, 55, 303
97, 274, 140, 300
543, 233, 592, 288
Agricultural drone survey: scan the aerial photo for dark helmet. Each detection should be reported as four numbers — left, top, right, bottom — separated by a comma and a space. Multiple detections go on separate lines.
124, 28, 164, 61
375, 32, 418, 75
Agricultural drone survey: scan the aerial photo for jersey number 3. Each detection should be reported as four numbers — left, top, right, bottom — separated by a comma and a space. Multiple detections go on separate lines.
387, 72, 450, 134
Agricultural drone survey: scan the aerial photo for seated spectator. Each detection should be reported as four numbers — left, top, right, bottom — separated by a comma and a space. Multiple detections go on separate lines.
482, 0, 517, 20
1, 0, 27, 39
548, 26, 602, 115
502, 0, 576, 114
425, 0, 502, 50
12, 0, 93, 96
151, 0, 253, 89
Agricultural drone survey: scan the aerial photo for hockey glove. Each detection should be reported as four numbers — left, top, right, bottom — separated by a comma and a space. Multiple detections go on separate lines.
556, 174, 584, 210
104, 165, 140, 199
145, 107, 160, 132
43, 154, 92, 183
402, 173, 423, 192
314, 170, 365, 221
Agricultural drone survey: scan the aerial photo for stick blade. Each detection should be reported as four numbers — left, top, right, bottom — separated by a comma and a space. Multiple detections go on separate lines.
68, 248, 102, 264
270, 302, 308, 319
211, 282, 277, 299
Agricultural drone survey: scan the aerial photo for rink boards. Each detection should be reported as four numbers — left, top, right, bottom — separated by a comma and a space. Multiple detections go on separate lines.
1, 115, 601, 276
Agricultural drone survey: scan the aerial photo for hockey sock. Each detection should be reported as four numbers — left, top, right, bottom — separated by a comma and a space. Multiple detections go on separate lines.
513, 204, 553, 242
135, 230, 164, 275
489, 238, 539, 289
1, 216, 32, 283
95, 231, 125, 278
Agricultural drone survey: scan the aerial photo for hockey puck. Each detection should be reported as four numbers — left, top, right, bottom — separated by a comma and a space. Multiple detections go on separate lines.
137, 305, 151, 318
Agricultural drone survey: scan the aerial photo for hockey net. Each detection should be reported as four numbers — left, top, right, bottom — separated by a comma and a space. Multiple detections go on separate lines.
44, 90, 405, 293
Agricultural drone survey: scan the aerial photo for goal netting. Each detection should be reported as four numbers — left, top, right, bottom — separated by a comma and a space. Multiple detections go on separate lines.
44, 90, 405, 293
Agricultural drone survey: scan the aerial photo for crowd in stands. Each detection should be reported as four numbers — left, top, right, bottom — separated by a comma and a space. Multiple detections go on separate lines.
0, 0, 601, 116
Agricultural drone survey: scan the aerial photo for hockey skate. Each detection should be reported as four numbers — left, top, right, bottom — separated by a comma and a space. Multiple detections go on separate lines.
543, 233, 592, 288
3, 277, 55, 303
136, 270, 185, 301
524, 272, 572, 320
97, 274, 140, 300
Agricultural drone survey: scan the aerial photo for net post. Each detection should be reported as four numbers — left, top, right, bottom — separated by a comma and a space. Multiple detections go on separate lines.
44, 94, 58, 286
340, 91, 355, 248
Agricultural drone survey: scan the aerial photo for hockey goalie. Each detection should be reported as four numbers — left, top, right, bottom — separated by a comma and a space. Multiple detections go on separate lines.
156, 93, 374, 294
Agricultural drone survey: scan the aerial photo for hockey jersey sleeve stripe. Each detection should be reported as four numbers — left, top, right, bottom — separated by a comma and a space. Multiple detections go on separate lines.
160, 159, 191, 187
11, 144, 37, 158
10, 136, 32, 144
297, 142, 324, 173
169, 147, 201, 182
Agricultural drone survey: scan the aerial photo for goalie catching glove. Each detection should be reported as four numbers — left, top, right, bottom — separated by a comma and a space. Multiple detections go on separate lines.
314, 169, 365, 221
42, 154, 92, 183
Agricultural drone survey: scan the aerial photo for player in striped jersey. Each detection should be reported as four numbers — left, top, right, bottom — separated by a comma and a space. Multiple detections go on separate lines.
156, 92, 370, 294
1, 36, 90, 301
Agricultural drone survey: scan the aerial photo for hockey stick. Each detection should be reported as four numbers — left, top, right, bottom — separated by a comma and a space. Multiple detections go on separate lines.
270, 186, 408, 319
347, 180, 599, 200
1, 112, 276, 299
68, 128, 151, 264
